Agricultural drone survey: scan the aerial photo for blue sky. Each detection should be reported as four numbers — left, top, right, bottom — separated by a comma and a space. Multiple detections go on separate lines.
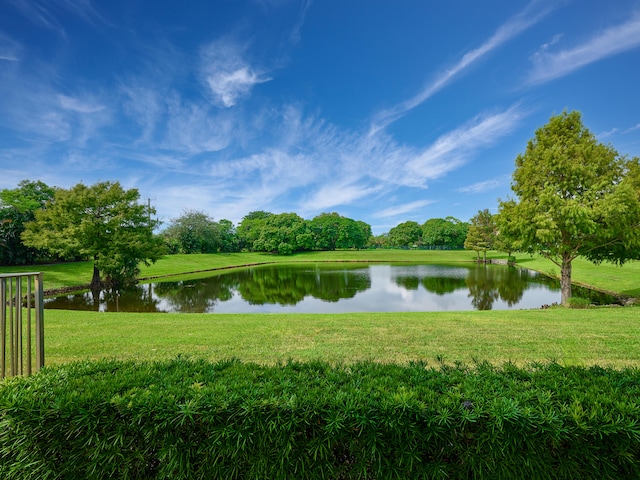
1, 0, 640, 235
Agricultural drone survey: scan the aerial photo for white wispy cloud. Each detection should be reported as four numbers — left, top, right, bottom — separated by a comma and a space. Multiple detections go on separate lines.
370, 0, 554, 132
528, 13, 640, 84
120, 83, 164, 143
300, 181, 382, 212
163, 96, 235, 153
372, 200, 435, 219
624, 123, 640, 134
200, 39, 271, 108
401, 105, 526, 187
289, 0, 313, 44
8, 0, 105, 36
597, 128, 619, 139
0, 32, 20, 61
58, 94, 105, 113
456, 175, 511, 194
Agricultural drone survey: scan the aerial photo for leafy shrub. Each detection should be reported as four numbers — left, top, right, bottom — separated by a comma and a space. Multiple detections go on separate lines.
507, 255, 516, 263
1, 358, 640, 479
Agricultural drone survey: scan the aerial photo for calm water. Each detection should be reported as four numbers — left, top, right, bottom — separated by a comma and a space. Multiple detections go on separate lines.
44, 263, 618, 313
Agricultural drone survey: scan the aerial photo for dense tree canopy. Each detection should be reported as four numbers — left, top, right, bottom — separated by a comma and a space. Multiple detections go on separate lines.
162, 210, 237, 254
309, 213, 370, 250
236, 211, 273, 251
236, 211, 370, 254
498, 111, 640, 305
388, 221, 423, 247
22, 181, 165, 290
422, 217, 468, 249
0, 180, 55, 265
252, 212, 310, 254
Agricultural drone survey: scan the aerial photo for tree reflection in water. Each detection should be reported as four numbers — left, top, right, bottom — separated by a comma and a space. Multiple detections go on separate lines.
45, 263, 617, 313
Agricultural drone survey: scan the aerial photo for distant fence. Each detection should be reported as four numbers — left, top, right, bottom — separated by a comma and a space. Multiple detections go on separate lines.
1, 272, 44, 378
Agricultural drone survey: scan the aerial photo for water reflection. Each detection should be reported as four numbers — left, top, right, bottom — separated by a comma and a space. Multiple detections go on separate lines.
44, 263, 617, 313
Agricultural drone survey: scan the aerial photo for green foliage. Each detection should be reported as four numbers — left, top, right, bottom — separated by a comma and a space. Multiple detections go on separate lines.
464, 209, 496, 260
309, 213, 371, 250
21, 181, 165, 289
422, 217, 468, 249
0, 180, 55, 265
498, 111, 640, 305
236, 210, 273, 251
251, 212, 308, 254
388, 220, 423, 247
2, 359, 640, 479
240, 212, 371, 254
162, 210, 238, 254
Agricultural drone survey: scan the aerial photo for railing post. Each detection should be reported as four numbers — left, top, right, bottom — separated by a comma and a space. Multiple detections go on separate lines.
9, 277, 14, 376
35, 272, 45, 371
1, 277, 5, 378
27, 279, 32, 376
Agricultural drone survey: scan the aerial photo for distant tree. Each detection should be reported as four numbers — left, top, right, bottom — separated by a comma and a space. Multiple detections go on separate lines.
162, 210, 222, 254
310, 213, 343, 250
464, 209, 496, 262
335, 217, 366, 249
310, 213, 372, 250
464, 226, 488, 261
22, 181, 165, 291
422, 217, 468, 249
355, 221, 373, 248
252, 212, 309, 254
368, 233, 389, 248
498, 111, 640, 305
0, 180, 55, 265
237, 211, 273, 251
388, 221, 422, 247
218, 219, 239, 253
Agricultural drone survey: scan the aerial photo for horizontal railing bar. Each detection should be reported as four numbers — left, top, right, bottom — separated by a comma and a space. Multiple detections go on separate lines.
0, 272, 43, 279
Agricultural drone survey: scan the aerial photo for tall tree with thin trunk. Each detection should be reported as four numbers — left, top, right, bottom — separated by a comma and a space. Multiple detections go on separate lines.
464, 209, 496, 262
498, 111, 640, 305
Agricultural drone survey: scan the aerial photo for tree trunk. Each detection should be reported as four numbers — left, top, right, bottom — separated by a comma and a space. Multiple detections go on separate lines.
90, 264, 102, 293
560, 253, 572, 306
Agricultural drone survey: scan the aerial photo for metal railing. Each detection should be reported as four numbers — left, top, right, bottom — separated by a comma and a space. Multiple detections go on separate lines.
1, 272, 44, 378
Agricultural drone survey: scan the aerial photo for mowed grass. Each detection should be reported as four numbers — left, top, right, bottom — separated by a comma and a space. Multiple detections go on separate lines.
513, 255, 640, 297
45, 308, 640, 368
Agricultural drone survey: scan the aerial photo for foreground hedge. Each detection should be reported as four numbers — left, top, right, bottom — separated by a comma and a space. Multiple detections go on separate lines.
1, 358, 640, 479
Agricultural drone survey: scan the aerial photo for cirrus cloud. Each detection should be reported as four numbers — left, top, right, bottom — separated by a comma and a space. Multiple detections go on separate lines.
528, 13, 640, 84
200, 38, 271, 108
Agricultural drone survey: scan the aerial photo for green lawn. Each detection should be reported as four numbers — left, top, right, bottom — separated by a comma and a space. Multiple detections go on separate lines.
45, 307, 640, 368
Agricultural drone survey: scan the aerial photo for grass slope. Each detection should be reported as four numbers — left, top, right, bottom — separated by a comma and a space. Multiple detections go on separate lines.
45, 308, 640, 368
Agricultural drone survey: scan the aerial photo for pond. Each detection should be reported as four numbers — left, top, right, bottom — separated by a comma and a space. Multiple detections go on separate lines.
44, 263, 618, 313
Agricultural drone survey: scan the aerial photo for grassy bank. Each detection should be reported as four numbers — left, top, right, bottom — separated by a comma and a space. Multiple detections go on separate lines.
45, 307, 640, 368
513, 255, 640, 298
